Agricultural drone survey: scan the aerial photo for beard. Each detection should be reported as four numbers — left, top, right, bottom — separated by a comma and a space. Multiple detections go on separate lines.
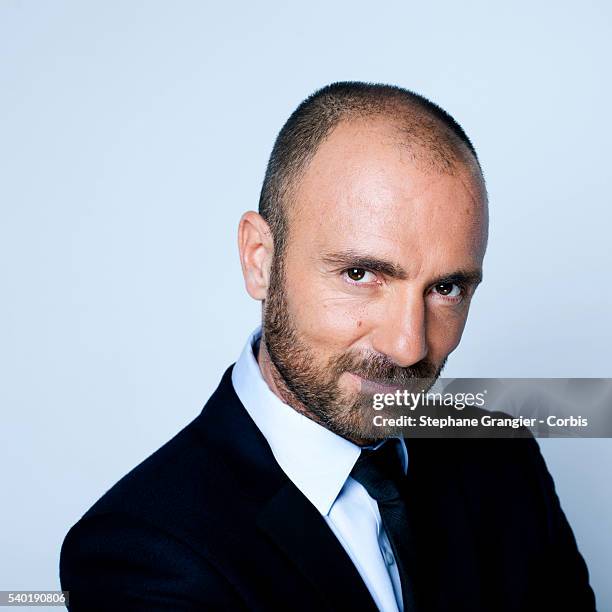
262, 257, 446, 444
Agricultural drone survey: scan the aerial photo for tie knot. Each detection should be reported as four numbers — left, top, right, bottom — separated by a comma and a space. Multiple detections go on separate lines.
350, 439, 405, 503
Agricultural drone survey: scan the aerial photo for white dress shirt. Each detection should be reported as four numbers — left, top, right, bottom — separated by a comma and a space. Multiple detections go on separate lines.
231, 327, 409, 612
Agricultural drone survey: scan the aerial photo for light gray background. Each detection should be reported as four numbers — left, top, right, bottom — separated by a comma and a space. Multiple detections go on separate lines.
1, 1, 611, 609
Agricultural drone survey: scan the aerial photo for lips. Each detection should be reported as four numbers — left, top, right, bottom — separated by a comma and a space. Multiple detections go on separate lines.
352, 373, 403, 394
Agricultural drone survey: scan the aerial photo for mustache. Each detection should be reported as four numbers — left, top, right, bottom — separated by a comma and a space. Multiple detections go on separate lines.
332, 351, 442, 385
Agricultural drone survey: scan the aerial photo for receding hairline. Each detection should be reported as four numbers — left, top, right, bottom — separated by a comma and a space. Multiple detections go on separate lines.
284, 109, 486, 221
304, 105, 481, 176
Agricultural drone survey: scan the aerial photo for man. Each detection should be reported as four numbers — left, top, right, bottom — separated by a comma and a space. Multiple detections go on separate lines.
60, 82, 596, 611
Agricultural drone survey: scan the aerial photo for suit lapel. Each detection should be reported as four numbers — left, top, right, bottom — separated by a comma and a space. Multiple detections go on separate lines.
257, 481, 379, 612
199, 368, 379, 611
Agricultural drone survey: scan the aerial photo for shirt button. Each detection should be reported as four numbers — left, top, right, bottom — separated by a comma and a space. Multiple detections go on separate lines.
382, 547, 395, 566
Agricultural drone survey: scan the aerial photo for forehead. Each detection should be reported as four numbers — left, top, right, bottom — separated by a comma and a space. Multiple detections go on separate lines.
287, 118, 488, 270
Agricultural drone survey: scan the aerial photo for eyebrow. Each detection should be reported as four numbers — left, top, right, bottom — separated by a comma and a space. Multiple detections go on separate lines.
320, 249, 483, 286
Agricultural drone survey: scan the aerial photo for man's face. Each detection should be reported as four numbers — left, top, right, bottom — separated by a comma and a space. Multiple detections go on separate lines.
262, 118, 488, 443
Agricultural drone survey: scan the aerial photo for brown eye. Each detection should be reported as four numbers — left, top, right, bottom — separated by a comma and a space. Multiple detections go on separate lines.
347, 268, 367, 281
433, 282, 462, 297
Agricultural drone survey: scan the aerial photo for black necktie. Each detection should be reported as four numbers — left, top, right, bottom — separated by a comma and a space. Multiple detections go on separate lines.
350, 439, 418, 612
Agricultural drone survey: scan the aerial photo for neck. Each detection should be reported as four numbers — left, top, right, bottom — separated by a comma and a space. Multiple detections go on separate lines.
256, 335, 312, 419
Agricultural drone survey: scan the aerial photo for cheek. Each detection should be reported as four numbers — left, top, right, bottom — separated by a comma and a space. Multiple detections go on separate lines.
286, 278, 368, 349
427, 308, 469, 356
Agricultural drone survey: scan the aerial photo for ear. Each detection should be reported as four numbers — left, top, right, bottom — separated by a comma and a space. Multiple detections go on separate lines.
237, 211, 274, 301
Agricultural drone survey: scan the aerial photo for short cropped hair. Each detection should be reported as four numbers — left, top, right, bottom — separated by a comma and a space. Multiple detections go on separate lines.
258, 81, 483, 258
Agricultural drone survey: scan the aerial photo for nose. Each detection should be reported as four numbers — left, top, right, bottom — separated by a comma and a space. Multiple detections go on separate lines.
371, 292, 428, 367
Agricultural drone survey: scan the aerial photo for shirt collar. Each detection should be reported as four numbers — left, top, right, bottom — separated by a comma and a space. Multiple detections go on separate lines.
231, 326, 408, 515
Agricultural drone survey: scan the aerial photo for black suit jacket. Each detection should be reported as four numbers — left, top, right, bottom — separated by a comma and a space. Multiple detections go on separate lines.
60, 365, 596, 611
